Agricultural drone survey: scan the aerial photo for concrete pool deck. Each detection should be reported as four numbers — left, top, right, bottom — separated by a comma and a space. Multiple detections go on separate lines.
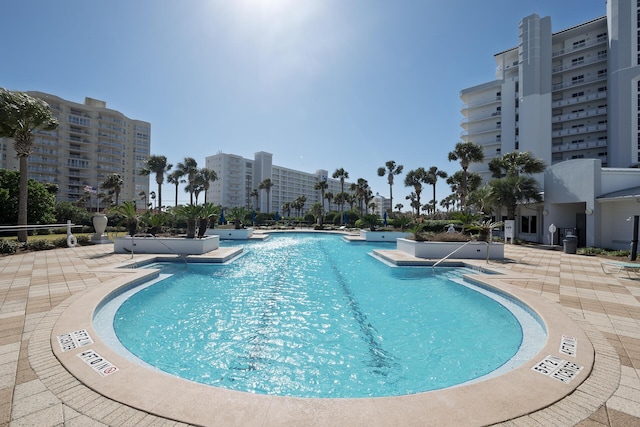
1, 241, 639, 426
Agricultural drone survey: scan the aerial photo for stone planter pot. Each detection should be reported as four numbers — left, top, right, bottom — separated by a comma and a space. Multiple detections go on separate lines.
91, 213, 110, 244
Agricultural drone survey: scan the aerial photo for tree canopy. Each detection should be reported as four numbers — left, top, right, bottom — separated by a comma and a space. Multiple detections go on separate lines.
0, 169, 56, 226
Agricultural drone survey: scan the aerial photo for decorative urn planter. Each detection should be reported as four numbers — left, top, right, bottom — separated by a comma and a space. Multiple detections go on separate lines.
91, 213, 110, 244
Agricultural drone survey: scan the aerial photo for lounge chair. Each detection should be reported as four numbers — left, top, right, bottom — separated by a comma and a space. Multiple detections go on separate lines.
600, 260, 640, 277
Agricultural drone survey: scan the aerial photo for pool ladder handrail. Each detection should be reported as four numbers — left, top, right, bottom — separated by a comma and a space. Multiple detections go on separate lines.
127, 233, 190, 264
431, 240, 490, 270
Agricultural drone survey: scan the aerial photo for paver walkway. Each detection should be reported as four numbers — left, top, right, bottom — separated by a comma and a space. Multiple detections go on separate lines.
1, 242, 639, 426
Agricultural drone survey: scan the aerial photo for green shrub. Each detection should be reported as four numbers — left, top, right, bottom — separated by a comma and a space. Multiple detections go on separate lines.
53, 237, 69, 248
325, 212, 338, 224
423, 232, 471, 242
25, 239, 55, 251
76, 235, 91, 245
420, 220, 463, 233
0, 239, 19, 254
578, 247, 630, 257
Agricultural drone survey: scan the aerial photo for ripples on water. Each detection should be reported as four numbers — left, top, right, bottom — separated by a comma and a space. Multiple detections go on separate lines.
113, 233, 529, 398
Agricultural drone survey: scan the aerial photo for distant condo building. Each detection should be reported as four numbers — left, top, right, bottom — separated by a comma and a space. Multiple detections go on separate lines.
205, 151, 353, 215
0, 92, 150, 207
372, 193, 391, 217
460, 0, 640, 181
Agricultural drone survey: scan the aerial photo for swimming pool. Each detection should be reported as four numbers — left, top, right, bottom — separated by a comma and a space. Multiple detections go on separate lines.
94, 233, 546, 398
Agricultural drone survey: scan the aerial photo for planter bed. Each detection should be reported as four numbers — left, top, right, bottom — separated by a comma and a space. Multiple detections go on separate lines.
205, 227, 254, 240
359, 230, 412, 242
396, 238, 504, 260
114, 235, 220, 255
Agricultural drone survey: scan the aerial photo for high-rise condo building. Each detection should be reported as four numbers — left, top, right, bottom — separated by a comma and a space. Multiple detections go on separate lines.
0, 92, 150, 207
205, 151, 353, 215
460, 0, 640, 181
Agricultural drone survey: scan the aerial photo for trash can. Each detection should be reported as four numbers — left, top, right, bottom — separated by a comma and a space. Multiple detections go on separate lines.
563, 235, 578, 254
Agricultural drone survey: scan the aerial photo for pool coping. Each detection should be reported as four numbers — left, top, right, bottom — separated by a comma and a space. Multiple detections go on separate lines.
40, 252, 619, 426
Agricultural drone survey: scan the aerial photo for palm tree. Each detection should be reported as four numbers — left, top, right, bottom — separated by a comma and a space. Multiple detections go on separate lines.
324, 191, 333, 212
377, 160, 403, 214
405, 192, 419, 216
332, 168, 349, 222
197, 167, 218, 204
350, 178, 371, 216
258, 178, 274, 213
174, 204, 201, 238
139, 155, 172, 212
447, 141, 485, 210
110, 200, 139, 236
314, 180, 329, 212
395, 203, 403, 212
487, 151, 546, 220
293, 195, 307, 217
446, 171, 482, 209
184, 181, 204, 205
488, 151, 546, 179
250, 189, 259, 210
166, 170, 184, 207
0, 89, 59, 242
425, 166, 448, 216
308, 202, 324, 225
227, 207, 248, 229
281, 201, 291, 217
197, 202, 219, 237
101, 173, 124, 206
176, 157, 199, 204
139, 191, 148, 210
333, 192, 347, 216
404, 168, 428, 217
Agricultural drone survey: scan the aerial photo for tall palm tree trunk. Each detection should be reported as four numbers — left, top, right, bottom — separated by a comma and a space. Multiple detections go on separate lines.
156, 177, 163, 213
18, 156, 28, 242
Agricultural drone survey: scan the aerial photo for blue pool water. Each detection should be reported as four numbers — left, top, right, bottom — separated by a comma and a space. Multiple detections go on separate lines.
96, 233, 545, 398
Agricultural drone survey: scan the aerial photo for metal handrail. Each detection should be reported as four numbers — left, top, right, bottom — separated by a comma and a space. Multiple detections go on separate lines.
432, 240, 491, 270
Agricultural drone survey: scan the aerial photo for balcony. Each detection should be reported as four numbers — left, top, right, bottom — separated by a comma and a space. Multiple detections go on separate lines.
552, 73, 607, 91
552, 107, 607, 123
460, 111, 501, 125
552, 123, 607, 138
461, 96, 501, 112
552, 36, 607, 58
552, 54, 607, 74
551, 90, 607, 108
552, 138, 608, 153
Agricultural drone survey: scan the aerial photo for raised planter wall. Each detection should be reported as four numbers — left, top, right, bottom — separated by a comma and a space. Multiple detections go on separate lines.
359, 230, 412, 242
205, 228, 254, 240
114, 235, 220, 255
396, 238, 504, 260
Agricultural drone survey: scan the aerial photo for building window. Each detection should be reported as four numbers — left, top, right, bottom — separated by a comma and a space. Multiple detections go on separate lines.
571, 75, 584, 85
572, 39, 586, 49
521, 216, 537, 234
571, 56, 584, 66
572, 91, 584, 98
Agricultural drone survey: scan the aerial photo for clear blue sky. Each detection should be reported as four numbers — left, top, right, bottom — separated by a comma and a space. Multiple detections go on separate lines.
1, 0, 606, 208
